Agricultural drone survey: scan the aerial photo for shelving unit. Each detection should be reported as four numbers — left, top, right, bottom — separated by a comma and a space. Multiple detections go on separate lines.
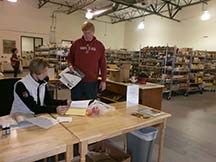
35, 46, 69, 71
21, 51, 34, 68
105, 49, 131, 65
203, 51, 216, 91
105, 46, 216, 100
140, 47, 164, 79
130, 50, 140, 76
188, 50, 205, 94
139, 46, 168, 89
165, 48, 189, 98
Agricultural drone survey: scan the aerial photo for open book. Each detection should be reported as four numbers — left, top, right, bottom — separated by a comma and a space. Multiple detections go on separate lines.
136, 108, 164, 117
59, 67, 85, 89
10, 112, 58, 129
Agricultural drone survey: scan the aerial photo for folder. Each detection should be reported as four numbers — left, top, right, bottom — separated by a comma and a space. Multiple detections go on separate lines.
66, 108, 86, 116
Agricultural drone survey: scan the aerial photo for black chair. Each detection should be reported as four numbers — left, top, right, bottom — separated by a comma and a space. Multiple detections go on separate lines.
0, 78, 20, 116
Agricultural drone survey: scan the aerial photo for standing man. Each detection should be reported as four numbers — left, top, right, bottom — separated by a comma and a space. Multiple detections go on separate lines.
67, 21, 107, 100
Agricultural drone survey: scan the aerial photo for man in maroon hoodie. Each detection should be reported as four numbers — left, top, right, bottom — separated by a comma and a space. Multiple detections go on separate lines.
67, 21, 107, 100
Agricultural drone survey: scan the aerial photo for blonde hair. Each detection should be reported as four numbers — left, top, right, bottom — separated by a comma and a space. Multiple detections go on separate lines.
82, 21, 95, 32
29, 58, 49, 75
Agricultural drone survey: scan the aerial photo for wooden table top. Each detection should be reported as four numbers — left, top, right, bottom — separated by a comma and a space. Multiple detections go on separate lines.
52, 102, 171, 144
106, 79, 164, 89
49, 77, 164, 90
0, 114, 79, 162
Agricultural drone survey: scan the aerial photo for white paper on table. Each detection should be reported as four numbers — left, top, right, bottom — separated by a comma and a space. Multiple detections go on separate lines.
56, 117, 72, 123
126, 85, 139, 108
0, 115, 17, 126
26, 116, 58, 129
70, 100, 91, 108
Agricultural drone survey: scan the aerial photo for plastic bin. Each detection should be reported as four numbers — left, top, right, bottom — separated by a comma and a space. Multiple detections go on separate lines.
127, 127, 158, 162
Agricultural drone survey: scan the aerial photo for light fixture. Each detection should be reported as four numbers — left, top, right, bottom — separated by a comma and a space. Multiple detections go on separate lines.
201, 10, 211, 21
200, 3, 211, 21
85, 9, 93, 20
138, 21, 145, 30
7, 0, 17, 2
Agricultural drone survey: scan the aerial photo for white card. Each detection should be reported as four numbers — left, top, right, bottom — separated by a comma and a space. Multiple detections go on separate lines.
127, 85, 139, 107
56, 117, 72, 123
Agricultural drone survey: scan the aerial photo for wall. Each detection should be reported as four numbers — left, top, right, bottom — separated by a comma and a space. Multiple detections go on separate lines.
0, 0, 125, 61
176, 0, 216, 50
55, 12, 125, 49
124, 15, 180, 50
124, 1, 216, 51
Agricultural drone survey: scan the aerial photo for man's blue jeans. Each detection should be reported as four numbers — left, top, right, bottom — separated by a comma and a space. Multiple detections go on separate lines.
71, 81, 98, 100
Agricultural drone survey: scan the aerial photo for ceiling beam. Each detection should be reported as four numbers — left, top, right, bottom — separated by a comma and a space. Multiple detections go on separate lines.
181, 0, 209, 8
109, 0, 180, 22
67, 0, 96, 14
43, 0, 74, 8
38, 0, 49, 9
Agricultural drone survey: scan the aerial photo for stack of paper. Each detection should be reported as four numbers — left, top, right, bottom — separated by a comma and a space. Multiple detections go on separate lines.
137, 108, 164, 117
65, 100, 91, 116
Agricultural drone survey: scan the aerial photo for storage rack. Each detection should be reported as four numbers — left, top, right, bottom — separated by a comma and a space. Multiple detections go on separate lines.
105, 49, 131, 65
35, 46, 68, 71
188, 50, 205, 94
105, 47, 216, 100
203, 51, 216, 91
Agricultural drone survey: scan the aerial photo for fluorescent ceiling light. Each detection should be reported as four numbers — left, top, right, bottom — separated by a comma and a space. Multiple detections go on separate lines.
7, 0, 17, 2
200, 10, 211, 21
138, 21, 145, 30
85, 9, 93, 20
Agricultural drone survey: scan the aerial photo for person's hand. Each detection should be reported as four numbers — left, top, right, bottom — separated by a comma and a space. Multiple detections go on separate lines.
68, 64, 74, 71
56, 105, 69, 115
99, 81, 106, 91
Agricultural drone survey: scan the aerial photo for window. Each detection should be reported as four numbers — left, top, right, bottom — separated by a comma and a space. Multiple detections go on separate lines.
3, 40, 16, 54
21, 36, 43, 56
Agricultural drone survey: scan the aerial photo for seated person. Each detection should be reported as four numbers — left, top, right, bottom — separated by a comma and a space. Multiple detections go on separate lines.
10, 58, 70, 116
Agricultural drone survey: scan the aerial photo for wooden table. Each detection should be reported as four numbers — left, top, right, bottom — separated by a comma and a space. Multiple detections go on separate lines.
49, 78, 164, 110
53, 102, 171, 162
102, 79, 164, 110
0, 114, 79, 162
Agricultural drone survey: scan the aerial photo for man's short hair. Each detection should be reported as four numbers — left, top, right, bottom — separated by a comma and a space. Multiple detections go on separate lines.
29, 58, 49, 75
82, 21, 95, 32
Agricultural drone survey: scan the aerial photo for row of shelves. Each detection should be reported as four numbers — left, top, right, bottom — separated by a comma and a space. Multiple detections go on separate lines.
106, 47, 216, 99
34, 46, 69, 70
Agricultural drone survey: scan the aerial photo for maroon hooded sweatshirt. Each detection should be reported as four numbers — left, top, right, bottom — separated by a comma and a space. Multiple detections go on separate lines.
67, 36, 107, 82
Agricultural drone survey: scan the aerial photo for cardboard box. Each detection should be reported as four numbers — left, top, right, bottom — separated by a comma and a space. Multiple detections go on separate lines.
108, 64, 131, 82
87, 140, 131, 162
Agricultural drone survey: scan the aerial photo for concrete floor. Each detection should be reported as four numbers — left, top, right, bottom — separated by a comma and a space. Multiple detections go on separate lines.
3, 71, 216, 162
158, 93, 216, 162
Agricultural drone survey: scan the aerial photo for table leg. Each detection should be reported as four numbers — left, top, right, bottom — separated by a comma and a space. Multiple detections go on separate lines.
157, 119, 167, 162
79, 141, 88, 162
66, 144, 73, 162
